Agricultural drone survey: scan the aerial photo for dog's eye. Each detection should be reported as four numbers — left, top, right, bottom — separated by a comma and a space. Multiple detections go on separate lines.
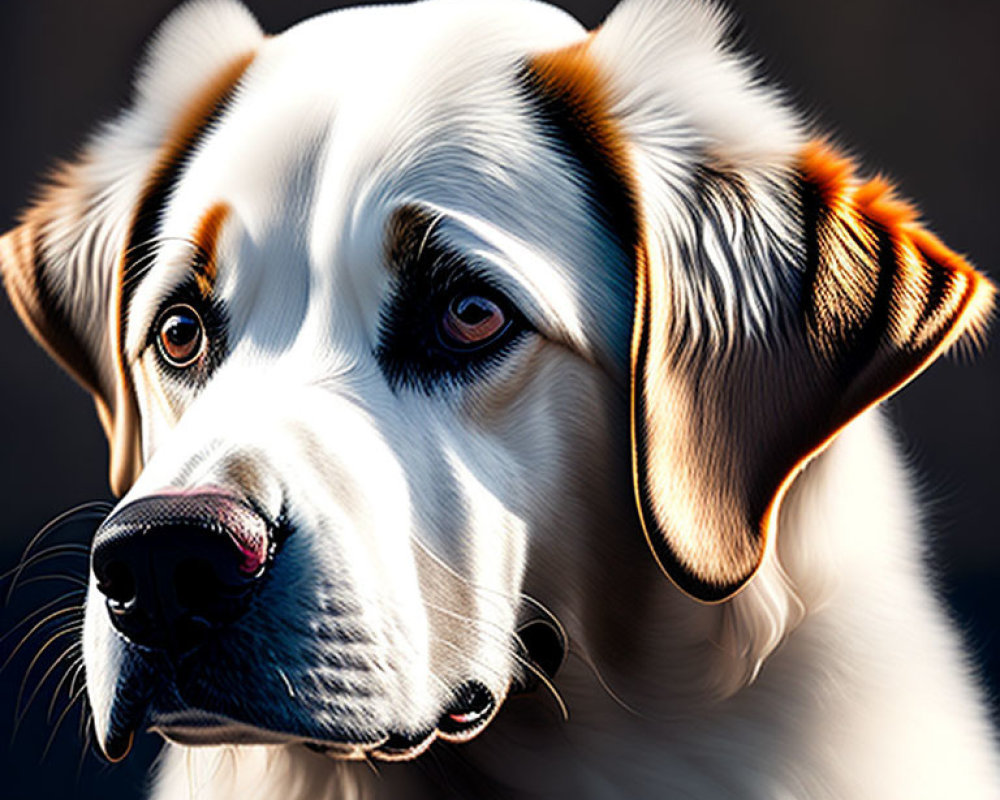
439, 294, 510, 350
377, 274, 530, 393
156, 305, 205, 367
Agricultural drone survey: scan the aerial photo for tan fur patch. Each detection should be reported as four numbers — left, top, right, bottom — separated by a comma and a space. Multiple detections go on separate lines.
192, 201, 231, 296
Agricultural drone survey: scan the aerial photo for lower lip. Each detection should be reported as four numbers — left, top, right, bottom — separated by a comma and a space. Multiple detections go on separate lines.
153, 724, 293, 747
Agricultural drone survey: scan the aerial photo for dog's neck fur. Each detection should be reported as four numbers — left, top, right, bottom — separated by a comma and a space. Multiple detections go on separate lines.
150, 409, 1000, 799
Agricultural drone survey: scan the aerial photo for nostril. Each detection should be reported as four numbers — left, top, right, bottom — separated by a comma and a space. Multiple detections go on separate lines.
174, 558, 222, 613
97, 561, 137, 606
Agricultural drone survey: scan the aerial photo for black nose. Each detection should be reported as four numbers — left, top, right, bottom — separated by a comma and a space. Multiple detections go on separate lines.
92, 492, 271, 653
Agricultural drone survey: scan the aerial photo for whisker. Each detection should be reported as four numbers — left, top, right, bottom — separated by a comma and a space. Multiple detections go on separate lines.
118, 253, 158, 292
14, 636, 82, 732
0, 588, 85, 647
432, 632, 570, 721
421, 598, 571, 720
2, 542, 90, 579
509, 649, 569, 720
363, 752, 382, 777
407, 537, 510, 618
77, 716, 94, 778
407, 537, 574, 721
119, 236, 215, 300
3, 544, 92, 603
74, 668, 90, 734
42, 683, 88, 762
15, 501, 110, 564
4, 500, 108, 608
49, 651, 85, 722
415, 212, 445, 264
68, 659, 87, 698
515, 594, 653, 721
2, 612, 81, 673
422, 598, 511, 639
515, 592, 569, 652
17, 574, 89, 590
471, 633, 571, 723
22, 622, 82, 670
409, 536, 572, 663
565, 646, 649, 721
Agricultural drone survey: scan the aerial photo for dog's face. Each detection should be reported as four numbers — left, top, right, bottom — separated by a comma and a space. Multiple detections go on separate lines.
0, 0, 992, 763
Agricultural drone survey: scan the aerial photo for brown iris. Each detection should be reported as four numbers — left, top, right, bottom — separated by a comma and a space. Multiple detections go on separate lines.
157, 304, 205, 367
440, 294, 509, 350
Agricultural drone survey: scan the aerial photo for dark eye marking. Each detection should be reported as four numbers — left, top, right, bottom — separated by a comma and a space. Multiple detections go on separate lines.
376, 211, 531, 393
144, 278, 228, 388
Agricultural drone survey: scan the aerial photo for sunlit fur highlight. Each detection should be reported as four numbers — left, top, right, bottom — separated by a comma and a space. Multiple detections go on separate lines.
191, 202, 231, 296
801, 140, 995, 356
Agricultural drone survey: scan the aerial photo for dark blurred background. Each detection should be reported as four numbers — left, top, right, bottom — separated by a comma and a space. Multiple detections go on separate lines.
1, 0, 998, 797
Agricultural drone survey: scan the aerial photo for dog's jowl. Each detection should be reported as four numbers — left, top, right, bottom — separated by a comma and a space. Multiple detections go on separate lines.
1, 0, 998, 798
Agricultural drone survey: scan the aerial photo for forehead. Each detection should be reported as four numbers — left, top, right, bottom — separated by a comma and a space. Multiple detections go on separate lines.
171, 0, 588, 228
135, 0, 633, 366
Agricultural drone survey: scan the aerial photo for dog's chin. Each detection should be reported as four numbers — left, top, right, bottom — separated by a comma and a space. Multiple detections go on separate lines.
144, 702, 500, 763
151, 710, 302, 747
148, 711, 377, 760
97, 664, 505, 763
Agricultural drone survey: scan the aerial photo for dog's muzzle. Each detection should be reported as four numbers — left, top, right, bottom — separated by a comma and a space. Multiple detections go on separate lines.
91, 492, 271, 653
88, 491, 565, 762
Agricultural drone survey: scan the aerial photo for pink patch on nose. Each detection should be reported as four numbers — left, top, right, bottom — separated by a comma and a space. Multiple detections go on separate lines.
233, 539, 266, 575
145, 486, 270, 576
225, 521, 268, 576
205, 492, 268, 576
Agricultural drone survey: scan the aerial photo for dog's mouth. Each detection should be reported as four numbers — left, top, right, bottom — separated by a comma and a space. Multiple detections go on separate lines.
101, 674, 502, 763
100, 633, 564, 763
303, 682, 499, 761
96, 590, 566, 762
149, 685, 493, 761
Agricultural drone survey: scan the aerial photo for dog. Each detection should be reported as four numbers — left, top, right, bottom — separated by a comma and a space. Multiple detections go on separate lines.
1, 0, 998, 796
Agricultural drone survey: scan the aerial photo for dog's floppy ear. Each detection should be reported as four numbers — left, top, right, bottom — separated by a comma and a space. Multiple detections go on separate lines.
0, 146, 159, 497
630, 145, 993, 602
0, 0, 261, 495
532, 0, 994, 601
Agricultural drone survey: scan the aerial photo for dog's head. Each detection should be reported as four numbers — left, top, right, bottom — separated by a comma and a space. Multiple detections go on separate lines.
0, 0, 991, 762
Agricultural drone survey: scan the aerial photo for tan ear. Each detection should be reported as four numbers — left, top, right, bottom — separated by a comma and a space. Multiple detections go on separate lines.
0, 207, 141, 496
0, 220, 102, 393
632, 142, 994, 602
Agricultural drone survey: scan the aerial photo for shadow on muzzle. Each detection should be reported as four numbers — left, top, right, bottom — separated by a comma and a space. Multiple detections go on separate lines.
92, 492, 271, 653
